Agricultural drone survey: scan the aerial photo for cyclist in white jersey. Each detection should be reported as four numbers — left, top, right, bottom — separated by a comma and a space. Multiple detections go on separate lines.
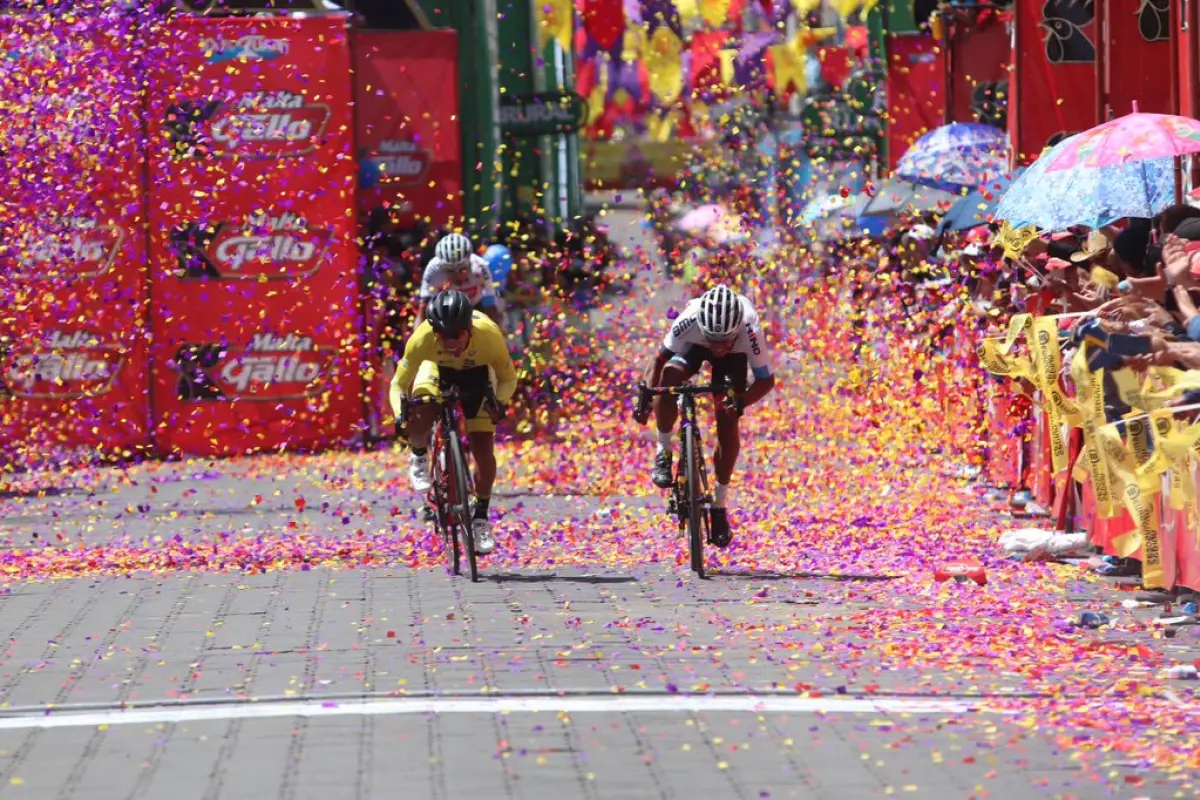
633, 284, 776, 546
414, 233, 503, 329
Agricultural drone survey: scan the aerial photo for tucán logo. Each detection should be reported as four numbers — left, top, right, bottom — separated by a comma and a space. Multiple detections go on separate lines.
173, 333, 336, 402
14, 216, 126, 280
0, 331, 125, 399
169, 211, 330, 280
366, 139, 431, 187
201, 35, 290, 63
164, 90, 331, 159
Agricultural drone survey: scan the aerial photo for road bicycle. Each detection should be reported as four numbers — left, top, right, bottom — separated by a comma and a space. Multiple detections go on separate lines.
635, 381, 739, 578
410, 385, 499, 583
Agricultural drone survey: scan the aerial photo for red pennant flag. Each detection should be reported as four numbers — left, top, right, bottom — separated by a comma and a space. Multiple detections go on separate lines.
581, 0, 624, 51
689, 31, 729, 90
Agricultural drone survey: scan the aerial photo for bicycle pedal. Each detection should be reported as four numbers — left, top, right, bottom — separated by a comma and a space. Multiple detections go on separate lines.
422, 505, 436, 523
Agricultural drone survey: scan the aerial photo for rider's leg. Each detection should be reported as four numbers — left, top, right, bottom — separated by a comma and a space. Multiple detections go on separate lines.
651, 360, 693, 488
408, 361, 441, 451
464, 372, 500, 554
711, 353, 748, 504
406, 363, 441, 493
713, 407, 740, 502
654, 360, 690, 438
467, 431, 497, 504
408, 403, 438, 448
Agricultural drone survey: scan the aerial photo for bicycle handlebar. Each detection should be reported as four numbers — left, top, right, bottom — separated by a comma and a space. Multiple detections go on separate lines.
637, 383, 738, 397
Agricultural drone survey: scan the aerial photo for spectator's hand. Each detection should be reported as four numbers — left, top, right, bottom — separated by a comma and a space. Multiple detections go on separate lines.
1163, 234, 1194, 285
1175, 284, 1200, 322
1140, 302, 1176, 330
1162, 341, 1200, 369
1126, 260, 1169, 302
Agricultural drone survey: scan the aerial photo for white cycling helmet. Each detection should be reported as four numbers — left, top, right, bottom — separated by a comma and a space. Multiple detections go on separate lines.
697, 284, 745, 341
435, 232, 473, 266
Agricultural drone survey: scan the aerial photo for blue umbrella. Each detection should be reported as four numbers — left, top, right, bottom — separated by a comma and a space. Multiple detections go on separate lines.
934, 168, 1026, 235
895, 122, 1008, 192
993, 135, 1176, 231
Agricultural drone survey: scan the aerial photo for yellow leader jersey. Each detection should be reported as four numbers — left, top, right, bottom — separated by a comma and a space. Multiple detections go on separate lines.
390, 312, 518, 407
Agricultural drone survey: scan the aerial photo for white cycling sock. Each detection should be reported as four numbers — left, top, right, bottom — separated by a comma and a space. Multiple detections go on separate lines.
656, 431, 673, 455
714, 483, 729, 508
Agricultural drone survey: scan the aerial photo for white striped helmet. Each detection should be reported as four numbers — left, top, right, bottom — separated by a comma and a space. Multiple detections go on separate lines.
697, 284, 744, 341
435, 232, 473, 267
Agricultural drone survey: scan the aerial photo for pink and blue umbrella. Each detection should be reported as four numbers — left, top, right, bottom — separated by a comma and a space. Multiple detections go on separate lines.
993, 135, 1176, 231
895, 122, 1008, 192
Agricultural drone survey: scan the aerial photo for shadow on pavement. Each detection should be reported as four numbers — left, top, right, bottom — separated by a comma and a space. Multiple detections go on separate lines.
712, 570, 901, 582
485, 573, 637, 584
0, 487, 89, 500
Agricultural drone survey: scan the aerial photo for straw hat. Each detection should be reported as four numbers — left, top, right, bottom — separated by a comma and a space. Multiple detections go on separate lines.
1070, 229, 1113, 263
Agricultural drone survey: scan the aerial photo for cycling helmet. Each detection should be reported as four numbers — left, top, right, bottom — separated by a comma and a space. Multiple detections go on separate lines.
435, 232, 473, 266
426, 289, 474, 335
696, 284, 744, 341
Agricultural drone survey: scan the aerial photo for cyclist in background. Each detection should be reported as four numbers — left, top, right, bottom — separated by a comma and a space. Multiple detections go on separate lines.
413, 233, 503, 330
391, 290, 518, 555
633, 283, 776, 547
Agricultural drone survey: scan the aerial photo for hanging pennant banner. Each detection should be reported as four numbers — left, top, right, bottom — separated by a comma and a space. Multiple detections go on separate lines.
1099, 0, 1173, 118
884, 34, 945, 172
1011, 0, 1098, 163
947, 17, 1010, 128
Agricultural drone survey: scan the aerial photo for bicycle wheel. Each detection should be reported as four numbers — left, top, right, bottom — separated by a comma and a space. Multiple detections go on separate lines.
684, 425, 706, 579
430, 425, 460, 575
447, 428, 478, 582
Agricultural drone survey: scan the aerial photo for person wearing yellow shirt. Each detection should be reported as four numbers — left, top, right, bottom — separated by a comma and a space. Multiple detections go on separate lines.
390, 290, 518, 555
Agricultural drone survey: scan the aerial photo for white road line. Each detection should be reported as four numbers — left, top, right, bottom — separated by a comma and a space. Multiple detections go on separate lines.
0, 695, 1007, 731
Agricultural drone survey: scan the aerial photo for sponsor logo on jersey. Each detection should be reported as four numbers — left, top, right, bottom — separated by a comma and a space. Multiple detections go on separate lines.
671, 316, 697, 338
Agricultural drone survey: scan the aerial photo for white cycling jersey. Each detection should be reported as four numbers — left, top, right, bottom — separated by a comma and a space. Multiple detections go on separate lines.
662, 294, 774, 379
418, 254, 497, 308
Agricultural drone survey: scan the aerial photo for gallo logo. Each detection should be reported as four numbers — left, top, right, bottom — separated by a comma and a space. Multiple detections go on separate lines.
366, 139, 432, 187
169, 211, 330, 280
0, 331, 125, 399
14, 217, 126, 280
165, 91, 331, 159
174, 333, 335, 402
201, 35, 290, 64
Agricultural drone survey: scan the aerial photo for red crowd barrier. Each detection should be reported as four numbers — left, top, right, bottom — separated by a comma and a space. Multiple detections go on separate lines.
145, 16, 362, 456
0, 15, 455, 461
0, 21, 151, 459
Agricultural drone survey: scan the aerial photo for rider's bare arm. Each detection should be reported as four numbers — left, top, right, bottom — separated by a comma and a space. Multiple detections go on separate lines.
742, 373, 775, 407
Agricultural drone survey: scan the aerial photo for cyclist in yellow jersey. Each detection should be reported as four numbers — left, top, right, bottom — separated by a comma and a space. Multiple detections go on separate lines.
390, 290, 518, 555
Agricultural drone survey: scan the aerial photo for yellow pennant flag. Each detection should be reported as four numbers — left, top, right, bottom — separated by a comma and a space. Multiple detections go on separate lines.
769, 37, 807, 95
1029, 317, 1069, 472
644, 26, 685, 104
1070, 348, 1118, 518
701, 0, 732, 26
537, 0, 574, 51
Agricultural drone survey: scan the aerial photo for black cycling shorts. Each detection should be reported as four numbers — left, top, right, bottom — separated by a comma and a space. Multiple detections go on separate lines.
435, 365, 492, 421
662, 346, 748, 394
